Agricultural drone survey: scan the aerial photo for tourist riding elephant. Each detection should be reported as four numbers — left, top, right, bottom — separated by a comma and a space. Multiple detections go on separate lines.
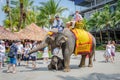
28, 28, 96, 72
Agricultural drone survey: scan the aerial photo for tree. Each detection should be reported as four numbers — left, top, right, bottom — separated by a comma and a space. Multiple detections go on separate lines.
88, 11, 104, 44
2, 0, 12, 30
3, 0, 35, 31
110, 0, 120, 42
100, 5, 113, 41
37, 0, 68, 28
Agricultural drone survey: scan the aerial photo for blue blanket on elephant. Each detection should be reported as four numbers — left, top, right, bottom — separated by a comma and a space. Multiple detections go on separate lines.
71, 28, 92, 55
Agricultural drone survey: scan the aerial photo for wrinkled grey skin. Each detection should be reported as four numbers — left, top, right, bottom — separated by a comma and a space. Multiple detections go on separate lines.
29, 28, 96, 72
48, 55, 64, 70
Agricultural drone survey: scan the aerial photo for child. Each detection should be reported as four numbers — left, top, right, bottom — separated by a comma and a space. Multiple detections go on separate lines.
67, 10, 84, 29
42, 47, 49, 64
53, 47, 60, 56
74, 10, 83, 22
111, 41, 116, 61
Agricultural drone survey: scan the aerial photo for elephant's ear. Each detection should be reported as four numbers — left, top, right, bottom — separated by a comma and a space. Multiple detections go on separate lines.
45, 35, 55, 44
59, 36, 68, 43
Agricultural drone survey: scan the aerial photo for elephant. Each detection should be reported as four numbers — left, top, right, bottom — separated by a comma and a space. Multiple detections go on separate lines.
48, 55, 64, 70
28, 28, 96, 72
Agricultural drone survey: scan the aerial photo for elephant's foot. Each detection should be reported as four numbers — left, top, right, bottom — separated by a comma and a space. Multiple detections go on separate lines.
63, 68, 70, 72
88, 64, 93, 67
93, 59, 96, 61
78, 64, 85, 68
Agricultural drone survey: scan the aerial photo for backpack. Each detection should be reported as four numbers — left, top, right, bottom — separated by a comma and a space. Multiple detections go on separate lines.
8, 44, 18, 58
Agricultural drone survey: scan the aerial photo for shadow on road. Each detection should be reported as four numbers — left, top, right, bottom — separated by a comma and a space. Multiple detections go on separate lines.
19, 67, 48, 72
98, 60, 107, 63
57, 73, 120, 80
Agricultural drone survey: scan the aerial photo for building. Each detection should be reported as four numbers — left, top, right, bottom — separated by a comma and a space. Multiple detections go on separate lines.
70, 0, 117, 19
69, 0, 120, 44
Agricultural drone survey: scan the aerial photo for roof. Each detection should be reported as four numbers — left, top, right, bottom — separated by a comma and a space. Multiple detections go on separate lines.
0, 26, 20, 40
16, 23, 47, 41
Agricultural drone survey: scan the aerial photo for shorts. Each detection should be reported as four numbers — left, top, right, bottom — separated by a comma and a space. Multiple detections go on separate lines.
24, 56, 29, 61
0, 53, 5, 62
10, 58, 17, 64
31, 56, 36, 61
17, 54, 22, 59
111, 52, 115, 56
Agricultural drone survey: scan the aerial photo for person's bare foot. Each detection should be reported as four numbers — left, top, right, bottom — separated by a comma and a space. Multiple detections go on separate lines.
7, 70, 11, 73
12, 71, 16, 74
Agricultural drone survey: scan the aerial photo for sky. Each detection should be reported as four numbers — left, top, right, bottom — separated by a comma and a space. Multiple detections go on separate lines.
0, 0, 87, 26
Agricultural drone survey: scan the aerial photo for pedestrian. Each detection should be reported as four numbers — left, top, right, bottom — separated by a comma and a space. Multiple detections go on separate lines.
42, 46, 49, 64
7, 41, 18, 74
23, 44, 30, 66
104, 41, 113, 63
17, 41, 23, 66
30, 41, 38, 69
0, 40, 6, 69
111, 41, 116, 61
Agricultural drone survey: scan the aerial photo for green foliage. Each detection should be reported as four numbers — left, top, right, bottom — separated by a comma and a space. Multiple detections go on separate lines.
62, 15, 72, 26
96, 44, 106, 50
3, 0, 36, 31
37, 0, 68, 27
2, 5, 10, 13
116, 45, 120, 52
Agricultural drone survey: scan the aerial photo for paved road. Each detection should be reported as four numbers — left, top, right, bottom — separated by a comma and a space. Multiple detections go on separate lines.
0, 51, 120, 80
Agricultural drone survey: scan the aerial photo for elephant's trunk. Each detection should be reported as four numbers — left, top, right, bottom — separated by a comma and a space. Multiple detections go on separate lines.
28, 42, 48, 55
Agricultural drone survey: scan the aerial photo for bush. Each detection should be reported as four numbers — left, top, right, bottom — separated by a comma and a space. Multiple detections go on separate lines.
96, 44, 106, 50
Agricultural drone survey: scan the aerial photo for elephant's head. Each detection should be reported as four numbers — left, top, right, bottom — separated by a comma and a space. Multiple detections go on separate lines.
28, 32, 68, 55
46, 32, 68, 46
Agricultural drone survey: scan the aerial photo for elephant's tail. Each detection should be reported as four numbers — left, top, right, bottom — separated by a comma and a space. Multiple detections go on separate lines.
93, 51, 96, 61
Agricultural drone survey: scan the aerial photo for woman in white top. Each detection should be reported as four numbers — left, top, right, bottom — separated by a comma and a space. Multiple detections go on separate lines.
104, 41, 113, 63
111, 41, 116, 61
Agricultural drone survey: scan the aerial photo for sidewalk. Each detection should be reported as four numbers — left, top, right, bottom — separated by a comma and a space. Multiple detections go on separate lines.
0, 51, 120, 80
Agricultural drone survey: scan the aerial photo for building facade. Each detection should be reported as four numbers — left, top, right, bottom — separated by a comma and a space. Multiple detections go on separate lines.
69, 0, 120, 44
70, 0, 117, 19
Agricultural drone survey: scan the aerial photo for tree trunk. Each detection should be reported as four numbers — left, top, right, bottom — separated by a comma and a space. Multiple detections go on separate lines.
6, 0, 12, 31
99, 30, 103, 44
18, 0, 23, 31
106, 26, 110, 41
113, 28, 117, 42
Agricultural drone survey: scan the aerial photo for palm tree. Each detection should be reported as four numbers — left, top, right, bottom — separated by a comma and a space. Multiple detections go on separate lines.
17, 0, 24, 31
3, 0, 12, 30
36, 11, 49, 27
114, 0, 120, 25
111, 0, 120, 42
3, 0, 35, 31
100, 5, 113, 41
88, 11, 104, 44
38, 0, 68, 28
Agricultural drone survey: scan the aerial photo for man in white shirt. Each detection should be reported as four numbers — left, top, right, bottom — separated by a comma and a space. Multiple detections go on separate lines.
0, 41, 6, 68
17, 41, 23, 66
52, 15, 64, 32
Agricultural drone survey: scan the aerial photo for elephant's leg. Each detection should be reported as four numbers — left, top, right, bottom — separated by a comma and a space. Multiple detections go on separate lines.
63, 53, 71, 72
88, 53, 93, 67
79, 55, 86, 67
48, 64, 53, 70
